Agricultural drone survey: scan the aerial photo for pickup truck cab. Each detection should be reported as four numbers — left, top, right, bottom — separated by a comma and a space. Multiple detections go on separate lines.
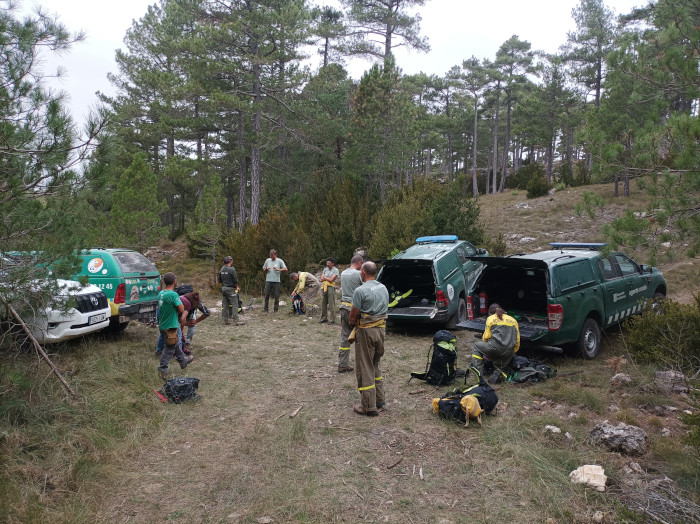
377, 235, 488, 328
458, 243, 667, 359
73, 249, 161, 332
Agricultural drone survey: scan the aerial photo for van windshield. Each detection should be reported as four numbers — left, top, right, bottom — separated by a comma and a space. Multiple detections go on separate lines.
113, 252, 158, 274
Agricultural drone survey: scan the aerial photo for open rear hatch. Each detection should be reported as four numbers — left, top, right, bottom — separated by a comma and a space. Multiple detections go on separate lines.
378, 259, 438, 319
457, 256, 550, 340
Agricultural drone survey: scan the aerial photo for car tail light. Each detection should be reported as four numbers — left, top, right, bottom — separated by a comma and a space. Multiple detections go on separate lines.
467, 295, 474, 320
479, 291, 488, 313
548, 304, 563, 331
436, 290, 448, 309
114, 283, 126, 304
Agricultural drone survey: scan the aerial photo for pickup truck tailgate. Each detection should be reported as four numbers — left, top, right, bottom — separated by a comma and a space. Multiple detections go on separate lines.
456, 318, 548, 340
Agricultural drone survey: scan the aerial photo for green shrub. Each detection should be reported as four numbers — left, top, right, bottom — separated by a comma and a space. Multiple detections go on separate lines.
368, 179, 484, 259
572, 160, 591, 186
526, 174, 551, 199
505, 162, 546, 190
623, 295, 700, 373
553, 182, 566, 191
483, 232, 507, 256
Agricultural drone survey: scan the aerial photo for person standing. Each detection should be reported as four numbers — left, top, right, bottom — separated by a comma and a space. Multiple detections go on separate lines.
262, 249, 287, 313
158, 272, 193, 377
319, 257, 339, 324
219, 256, 245, 325
182, 291, 211, 351
349, 261, 389, 416
337, 255, 363, 373
470, 303, 520, 383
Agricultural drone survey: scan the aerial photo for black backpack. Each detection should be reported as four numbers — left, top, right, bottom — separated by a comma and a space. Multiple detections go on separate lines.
175, 284, 194, 296
434, 374, 499, 422
410, 330, 457, 386
160, 377, 200, 404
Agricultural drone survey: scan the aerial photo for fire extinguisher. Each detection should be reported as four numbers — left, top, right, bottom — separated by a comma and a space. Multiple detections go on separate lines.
479, 291, 488, 314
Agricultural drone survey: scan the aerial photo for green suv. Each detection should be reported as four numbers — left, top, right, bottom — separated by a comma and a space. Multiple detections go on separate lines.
458, 243, 667, 359
377, 235, 488, 328
73, 249, 161, 331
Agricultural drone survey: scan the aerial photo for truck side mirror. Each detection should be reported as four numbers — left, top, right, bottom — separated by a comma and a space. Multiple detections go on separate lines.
477, 248, 487, 255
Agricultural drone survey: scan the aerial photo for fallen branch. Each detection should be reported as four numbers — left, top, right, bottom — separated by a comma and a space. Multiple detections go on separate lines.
387, 457, 403, 470
341, 479, 364, 500
409, 389, 426, 395
2, 299, 78, 398
289, 406, 303, 418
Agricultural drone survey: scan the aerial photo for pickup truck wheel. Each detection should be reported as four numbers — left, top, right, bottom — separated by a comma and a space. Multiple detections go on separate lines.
447, 298, 467, 329
577, 318, 601, 360
651, 292, 666, 314
106, 318, 129, 335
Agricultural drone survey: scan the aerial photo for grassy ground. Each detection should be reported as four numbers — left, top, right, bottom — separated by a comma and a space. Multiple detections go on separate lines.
1, 182, 698, 523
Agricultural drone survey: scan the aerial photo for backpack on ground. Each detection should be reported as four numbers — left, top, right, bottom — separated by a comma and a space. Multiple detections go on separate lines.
410, 330, 457, 386
159, 377, 200, 404
291, 292, 305, 314
432, 372, 499, 422
509, 361, 556, 383
175, 284, 194, 296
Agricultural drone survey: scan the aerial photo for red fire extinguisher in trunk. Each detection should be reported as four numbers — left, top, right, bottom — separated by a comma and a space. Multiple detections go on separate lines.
479, 291, 488, 314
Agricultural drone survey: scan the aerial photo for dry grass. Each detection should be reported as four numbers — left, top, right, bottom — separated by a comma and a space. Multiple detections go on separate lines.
1, 185, 699, 523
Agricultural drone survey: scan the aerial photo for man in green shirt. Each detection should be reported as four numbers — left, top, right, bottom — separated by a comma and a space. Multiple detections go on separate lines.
158, 272, 193, 377
262, 249, 287, 313
349, 261, 389, 416
319, 257, 339, 324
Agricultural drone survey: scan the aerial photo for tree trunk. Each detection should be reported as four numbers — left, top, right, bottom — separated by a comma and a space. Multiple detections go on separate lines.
546, 131, 554, 184
491, 114, 499, 195
237, 111, 248, 229
500, 99, 511, 193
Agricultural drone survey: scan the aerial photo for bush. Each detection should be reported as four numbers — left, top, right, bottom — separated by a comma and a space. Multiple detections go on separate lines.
553, 182, 567, 191
505, 163, 546, 190
483, 233, 507, 256
368, 179, 484, 259
526, 174, 551, 199
623, 295, 700, 373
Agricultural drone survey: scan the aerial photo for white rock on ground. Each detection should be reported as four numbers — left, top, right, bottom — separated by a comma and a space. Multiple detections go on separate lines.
611, 373, 632, 386
570, 465, 607, 492
654, 370, 689, 394
544, 425, 561, 434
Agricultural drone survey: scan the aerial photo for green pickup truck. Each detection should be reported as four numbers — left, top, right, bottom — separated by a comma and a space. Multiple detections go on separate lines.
457, 243, 667, 359
377, 235, 488, 328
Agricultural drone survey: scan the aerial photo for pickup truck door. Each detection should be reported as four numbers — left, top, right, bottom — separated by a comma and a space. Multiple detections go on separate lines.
596, 257, 628, 328
611, 253, 648, 319
456, 243, 481, 291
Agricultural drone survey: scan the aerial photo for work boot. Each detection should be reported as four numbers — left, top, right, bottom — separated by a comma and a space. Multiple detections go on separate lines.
488, 370, 504, 384
180, 355, 194, 369
223, 319, 232, 326
337, 366, 354, 373
232, 320, 246, 326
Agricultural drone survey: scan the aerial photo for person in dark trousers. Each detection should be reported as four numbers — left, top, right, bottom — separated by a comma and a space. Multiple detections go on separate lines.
181, 291, 210, 351
349, 261, 389, 416
219, 256, 245, 325
262, 249, 287, 313
158, 272, 193, 377
337, 255, 363, 373
470, 303, 520, 383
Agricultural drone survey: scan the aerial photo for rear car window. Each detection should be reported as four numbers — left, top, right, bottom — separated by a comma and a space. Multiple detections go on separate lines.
113, 252, 158, 274
557, 260, 596, 291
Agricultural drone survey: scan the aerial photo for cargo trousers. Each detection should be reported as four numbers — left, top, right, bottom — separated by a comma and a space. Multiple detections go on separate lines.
221, 286, 239, 322
355, 326, 385, 414
338, 307, 352, 368
471, 340, 514, 377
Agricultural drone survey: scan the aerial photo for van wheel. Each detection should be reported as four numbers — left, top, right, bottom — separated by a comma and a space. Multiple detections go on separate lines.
577, 318, 601, 360
447, 298, 467, 329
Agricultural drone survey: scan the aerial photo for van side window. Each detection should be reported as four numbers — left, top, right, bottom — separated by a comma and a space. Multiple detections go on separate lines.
456, 247, 469, 264
597, 258, 618, 280
612, 254, 640, 276
558, 260, 596, 290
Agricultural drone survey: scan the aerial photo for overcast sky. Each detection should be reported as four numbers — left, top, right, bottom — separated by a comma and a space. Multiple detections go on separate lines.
23, 0, 644, 126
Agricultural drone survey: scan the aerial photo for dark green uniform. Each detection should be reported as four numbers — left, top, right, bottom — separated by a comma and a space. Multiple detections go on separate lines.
219, 265, 239, 323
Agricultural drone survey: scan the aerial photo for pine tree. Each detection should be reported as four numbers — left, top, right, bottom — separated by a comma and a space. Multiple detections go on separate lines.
109, 153, 168, 252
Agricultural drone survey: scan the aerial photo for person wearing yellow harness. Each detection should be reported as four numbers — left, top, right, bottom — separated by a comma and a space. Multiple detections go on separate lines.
349, 261, 389, 416
338, 255, 363, 373
319, 257, 339, 324
291, 271, 321, 304
471, 303, 520, 383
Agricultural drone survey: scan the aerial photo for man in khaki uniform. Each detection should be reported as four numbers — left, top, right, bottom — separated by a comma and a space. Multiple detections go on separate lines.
291, 271, 321, 303
349, 261, 389, 416
337, 255, 363, 373
319, 257, 339, 324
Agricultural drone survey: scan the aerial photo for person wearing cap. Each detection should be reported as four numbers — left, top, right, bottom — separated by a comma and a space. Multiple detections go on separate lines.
319, 257, 339, 324
219, 256, 244, 326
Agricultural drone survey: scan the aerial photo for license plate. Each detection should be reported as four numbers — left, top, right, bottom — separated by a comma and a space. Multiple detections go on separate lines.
89, 313, 107, 325
140, 304, 155, 313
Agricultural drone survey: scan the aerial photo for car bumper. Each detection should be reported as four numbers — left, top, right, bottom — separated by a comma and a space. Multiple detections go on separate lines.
31, 307, 111, 343
118, 301, 158, 322
387, 306, 450, 324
